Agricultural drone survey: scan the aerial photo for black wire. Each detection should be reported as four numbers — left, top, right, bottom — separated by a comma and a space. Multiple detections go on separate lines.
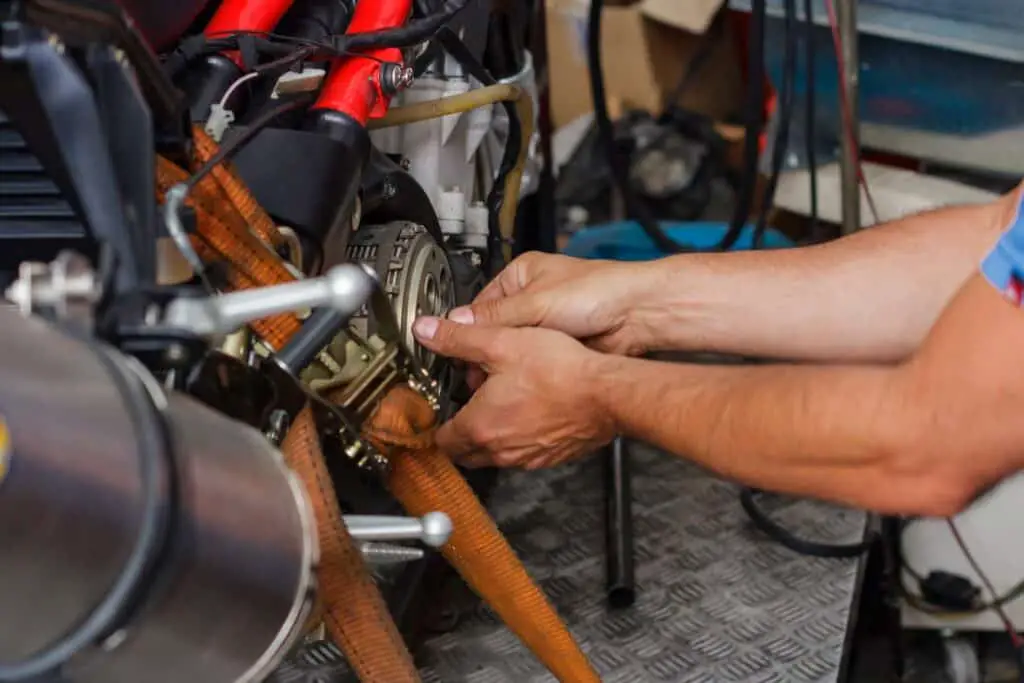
722, 0, 767, 251
740, 489, 876, 559
339, 0, 471, 51
586, 0, 692, 253
947, 518, 1024, 660
433, 26, 520, 277
184, 94, 315, 190
752, 0, 797, 249
895, 518, 1024, 620
803, 0, 820, 242
587, 0, 765, 254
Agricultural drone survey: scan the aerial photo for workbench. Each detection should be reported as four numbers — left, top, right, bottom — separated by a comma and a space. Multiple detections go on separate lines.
276, 443, 870, 682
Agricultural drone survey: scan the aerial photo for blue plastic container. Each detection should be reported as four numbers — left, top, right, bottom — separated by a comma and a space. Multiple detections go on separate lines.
562, 222, 795, 262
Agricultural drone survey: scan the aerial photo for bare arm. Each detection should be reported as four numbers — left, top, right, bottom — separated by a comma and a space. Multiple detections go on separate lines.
592, 272, 1024, 517
631, 186, 1022, 363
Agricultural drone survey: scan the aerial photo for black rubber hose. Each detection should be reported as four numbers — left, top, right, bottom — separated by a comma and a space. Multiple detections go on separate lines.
586, 0, 766, 254
740, 489, 875, 559
753, 0, 797, 248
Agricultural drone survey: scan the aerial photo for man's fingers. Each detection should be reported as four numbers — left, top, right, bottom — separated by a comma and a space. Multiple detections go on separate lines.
412, 316, 505, 365
473, 261, 525, 305
434, 411, 479, 459
466, 365, 487, 391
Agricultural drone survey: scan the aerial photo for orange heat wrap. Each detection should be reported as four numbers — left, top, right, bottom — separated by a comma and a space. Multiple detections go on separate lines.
157, 131, 598, 681
154, 155, 301, 348
282, 406, 422, 683
363, 386, 601, 683
190, 126, 285, 250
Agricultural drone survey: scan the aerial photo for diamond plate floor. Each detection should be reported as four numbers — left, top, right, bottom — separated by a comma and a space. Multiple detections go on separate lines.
415, 442, 870, 683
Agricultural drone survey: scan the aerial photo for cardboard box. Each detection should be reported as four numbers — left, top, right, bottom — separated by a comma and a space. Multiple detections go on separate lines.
546, 0, 743, 129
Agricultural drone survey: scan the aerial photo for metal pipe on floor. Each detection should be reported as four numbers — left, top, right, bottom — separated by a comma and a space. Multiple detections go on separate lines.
604, 436, 636, 609
837, 0, 861, 235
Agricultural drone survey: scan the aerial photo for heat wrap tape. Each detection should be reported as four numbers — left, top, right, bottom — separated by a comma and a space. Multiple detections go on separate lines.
156, 131, 598, 681
190, 126, 286, 250
154, 154, 301, 348
282, 406, 422, 683
362, 386, 601, 683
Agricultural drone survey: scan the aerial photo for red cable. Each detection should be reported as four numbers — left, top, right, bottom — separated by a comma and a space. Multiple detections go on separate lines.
823, 0, 881, 225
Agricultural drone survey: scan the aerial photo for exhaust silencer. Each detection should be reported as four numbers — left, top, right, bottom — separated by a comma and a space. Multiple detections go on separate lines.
0, 307, 317, 683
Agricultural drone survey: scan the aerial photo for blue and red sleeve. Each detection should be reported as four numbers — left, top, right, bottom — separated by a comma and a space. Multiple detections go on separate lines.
981, 190, 1024, 305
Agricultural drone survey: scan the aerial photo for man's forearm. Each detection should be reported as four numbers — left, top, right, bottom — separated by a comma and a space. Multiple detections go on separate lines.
590, 354, 966, 516
631, 195, 1015, 363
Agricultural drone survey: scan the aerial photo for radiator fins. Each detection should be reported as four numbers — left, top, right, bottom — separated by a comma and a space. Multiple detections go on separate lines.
0, 111, 86, 275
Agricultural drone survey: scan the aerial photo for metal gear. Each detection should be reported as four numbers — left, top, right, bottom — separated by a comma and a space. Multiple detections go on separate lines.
346, 221, 455, 372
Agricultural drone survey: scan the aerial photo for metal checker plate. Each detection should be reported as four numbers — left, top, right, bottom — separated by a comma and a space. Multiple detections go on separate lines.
416, 442, 869, 683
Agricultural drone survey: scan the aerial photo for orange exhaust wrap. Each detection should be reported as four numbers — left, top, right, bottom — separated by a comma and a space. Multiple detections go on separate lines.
154, 155, 302, 348
364, 386, 601, 683
156, 131, 597, 680
282, 406, 422, 683
190, 126, 285, 250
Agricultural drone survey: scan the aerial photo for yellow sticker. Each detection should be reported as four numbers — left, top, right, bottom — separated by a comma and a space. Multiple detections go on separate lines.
0, 414, 9, 485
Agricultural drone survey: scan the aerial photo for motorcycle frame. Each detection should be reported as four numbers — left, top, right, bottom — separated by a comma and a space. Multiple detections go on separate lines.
202, 0, 411, 125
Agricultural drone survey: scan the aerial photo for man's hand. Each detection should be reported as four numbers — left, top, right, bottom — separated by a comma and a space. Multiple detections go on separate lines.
452, 252, 656, 356
413, 315, 616, 469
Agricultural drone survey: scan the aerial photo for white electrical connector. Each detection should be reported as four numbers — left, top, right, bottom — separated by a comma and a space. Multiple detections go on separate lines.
204, 104, 235, 143
205, 71, 260, 142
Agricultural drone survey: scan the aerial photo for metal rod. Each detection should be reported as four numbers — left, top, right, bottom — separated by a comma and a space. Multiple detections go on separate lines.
344, 512, 453, 548
163, 264, 376, 336
837, 0, 861, 235
604, 436, 636, 609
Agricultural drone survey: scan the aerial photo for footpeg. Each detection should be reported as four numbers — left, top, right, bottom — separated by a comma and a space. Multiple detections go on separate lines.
344, 512, 452, 548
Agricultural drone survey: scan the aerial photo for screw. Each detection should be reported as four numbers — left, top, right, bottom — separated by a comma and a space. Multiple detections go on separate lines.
359, 542, 425, 565
380, 63, 415, 95
400, 158, 411, 171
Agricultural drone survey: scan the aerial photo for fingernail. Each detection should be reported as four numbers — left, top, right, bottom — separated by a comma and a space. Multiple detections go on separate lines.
413, 316, 439, 340
448, 307, 475, 325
